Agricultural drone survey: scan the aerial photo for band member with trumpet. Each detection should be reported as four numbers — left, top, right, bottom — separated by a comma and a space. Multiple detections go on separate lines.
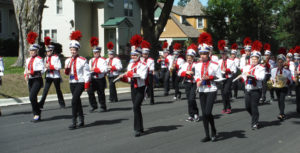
195, 32, 222, 142
141, 40, 155, 105
24, 32, 44, 122
120, 34, 148, 137
292, 46, 300, 113
178, 44, 199, 122
39, 37, 65, 109
171, 43, 185, 100
270, 54, 292, 121
157, 41, 173, 96
87, 37, 108, 112
260, 43, 276, 103
230, 43, 240, 99
217, 40, 237, 114
240, 40, 265, 130
106, 42, 123, 103
65, 31, 91, 129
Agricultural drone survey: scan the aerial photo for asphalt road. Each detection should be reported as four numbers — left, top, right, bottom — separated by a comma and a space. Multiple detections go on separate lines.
0, 89, 299, 153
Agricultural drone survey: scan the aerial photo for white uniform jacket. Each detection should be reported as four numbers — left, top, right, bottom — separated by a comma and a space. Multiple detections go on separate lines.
210, 55, 219, 63
44, 55, 62, 79
24, 56, 44, 79
121, 59, 148, 88
233, 57, 240, 70
218, 58, 237, 78
240, 55, 252, 71
242, 64, 265, 91
178, 62, 196, 83
172, 56, 185, 72
270, 67, 292, 88
141, 57, 155, 74
64, 56, 91, 89
194, 61, 222, 92
89, 57, 108, 79
106, 57, 123, 77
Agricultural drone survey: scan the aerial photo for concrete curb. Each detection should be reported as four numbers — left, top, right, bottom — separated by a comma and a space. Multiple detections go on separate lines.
0, 87, 131, 107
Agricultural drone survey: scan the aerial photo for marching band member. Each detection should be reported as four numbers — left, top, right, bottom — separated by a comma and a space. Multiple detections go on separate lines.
293, 46, 300, 113
157, 41, 173, 96
239, 37, 252, 70
270, 54, 292, 120
171, 43, 185, 100
241, 40, 265, 130
87, 37, 108, 112
120, 34, 148, 137
195, 32, 222, 142
0, 56, 4, 116
230, 43, 240, 99
178, 44, 199, 122
65, 31, 91, 129
39, 37, 65, 109
24, 32, 44, 122
285, 48, 295, 97
218, 40, 237, 114
141, 40, 155, 105
106, 42, 123, 103
261, 43, 276, 103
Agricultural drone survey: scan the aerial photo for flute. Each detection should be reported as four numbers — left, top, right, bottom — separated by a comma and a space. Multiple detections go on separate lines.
113, 64, 139, 83
232, 65, 257, 82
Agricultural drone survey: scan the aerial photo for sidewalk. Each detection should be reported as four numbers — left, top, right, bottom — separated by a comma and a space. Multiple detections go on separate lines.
0, 87, 131, 107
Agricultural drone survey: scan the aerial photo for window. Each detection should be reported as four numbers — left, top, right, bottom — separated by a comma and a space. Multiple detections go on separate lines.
0, 10, 2, 34
51, 29, 57, 42
108, 0, 114, 8
57, 0, 63, 14
181, 16, 190, 26
197, 17, 204, 29
124, 0, 133, 17
44, 30, 50, 37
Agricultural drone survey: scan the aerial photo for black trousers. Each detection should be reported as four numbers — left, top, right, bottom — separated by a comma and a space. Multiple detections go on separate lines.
146, 74, 154, 103
172, 70, 182, 97
87, 77, 106, 109
261, 74, 274, 101
108, 76, 118, 102
232, 73, 238, 98
245, 90, 261, 126
70, 83, 84, 123
159, 68, 170, 94
296, 84, 300, 113
221, 78, 233, 110
130, 83, 145, 132
28, 78, 43, 116
184, 82, 198, 117
39, 78, 65, 107
199, 92, 217, 137
274, 87, 288, 115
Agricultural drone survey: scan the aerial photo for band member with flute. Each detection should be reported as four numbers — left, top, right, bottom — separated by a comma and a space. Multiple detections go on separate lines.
218, 40, 237, 114
240, 40, 265, 130
195, 32, 222, 142
230, 43, 240, 99
65, 31, 91, 130
270, 53, 292, 121
87, 37, 108, 112
39, 37, 65, 109
24, 32, 44, 122
171, 43, 185, 100
178, 44, 199, 122
120, 35, 148, 137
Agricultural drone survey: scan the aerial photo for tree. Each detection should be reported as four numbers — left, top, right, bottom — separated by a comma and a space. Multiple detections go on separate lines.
137, 0, 174, 59
12, 0, 46, 67
177, 0, 191, 7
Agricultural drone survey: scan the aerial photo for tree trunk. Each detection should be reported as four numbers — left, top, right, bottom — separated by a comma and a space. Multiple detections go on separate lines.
12, 0, 46, 67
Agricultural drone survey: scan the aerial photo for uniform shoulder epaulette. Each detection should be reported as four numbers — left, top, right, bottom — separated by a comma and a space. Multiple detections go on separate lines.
79, 56, 86, 60
210, 61, 218, 65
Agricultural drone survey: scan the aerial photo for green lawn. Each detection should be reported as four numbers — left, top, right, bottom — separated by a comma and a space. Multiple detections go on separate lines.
2, 57, 24, 74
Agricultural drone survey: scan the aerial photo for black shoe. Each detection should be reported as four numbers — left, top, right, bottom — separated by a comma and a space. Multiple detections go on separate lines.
251, 124, 259, 130
201, 137, 211, 142
150, 102, 154, 105
211, 136, 217, 142
39, 103, 44, 109
177, 92, 181, 99
69, 124, 77, 130
60, 104, 66, 109
99, 108, 107, 112
114, 99, 119, 102
89, 108, 98, 113
134, 131, 142, 137
277, 115, 286, 121
78, 122, 85, 128
31, 115, 41, 123
0, 110, 2, 116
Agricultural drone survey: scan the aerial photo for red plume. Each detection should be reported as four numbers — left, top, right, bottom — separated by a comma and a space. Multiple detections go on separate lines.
107, 42, 114, 50
251, 40, 262, 51
243, 37, 252, 46
198, 32, 212, 45
218, 40, 226, 51
44, 36, 51, 46
278, 47, 287, 55
141, 40, 151, 49
188, 43, 198, 51
90, 37, 99, 47
231, 43, 238, 50
162, 41, 168, 49
288, 48, 295, 54
27, 32, 38, 44
130, 34, 143, 47
240, 49, 245, 55
294, 46, 300, 54
173, 43, 182, 50
70, 30, 82, 41
263, 43, 271, 51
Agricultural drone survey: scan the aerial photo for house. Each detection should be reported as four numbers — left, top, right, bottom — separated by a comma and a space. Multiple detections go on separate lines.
42, 0, 141, 57
0, 0, 18, 40
156, 0, 207, 46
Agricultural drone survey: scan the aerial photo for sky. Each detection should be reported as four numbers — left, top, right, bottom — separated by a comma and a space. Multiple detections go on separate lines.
173, 0, 208, 6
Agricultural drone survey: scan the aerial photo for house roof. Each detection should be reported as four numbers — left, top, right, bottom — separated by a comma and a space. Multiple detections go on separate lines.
158, 1, 205, 16
169, 14, 200, 38
101, 17, 133, 27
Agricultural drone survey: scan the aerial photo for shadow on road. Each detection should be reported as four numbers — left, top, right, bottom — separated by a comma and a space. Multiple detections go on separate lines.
230, 108, 246, 114
259, 120, 282, 128
143, 125, 183, 135
151, 101, 174, 105
42, 115, 73, 121
0, 93, 23, 103
216, 130, 247, 141
85, 118, 128, 128
108, 107, 132, 112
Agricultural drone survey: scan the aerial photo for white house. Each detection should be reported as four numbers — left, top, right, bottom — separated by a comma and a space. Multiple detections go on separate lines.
0, 0, 18, 40
42, 0, 141, 57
